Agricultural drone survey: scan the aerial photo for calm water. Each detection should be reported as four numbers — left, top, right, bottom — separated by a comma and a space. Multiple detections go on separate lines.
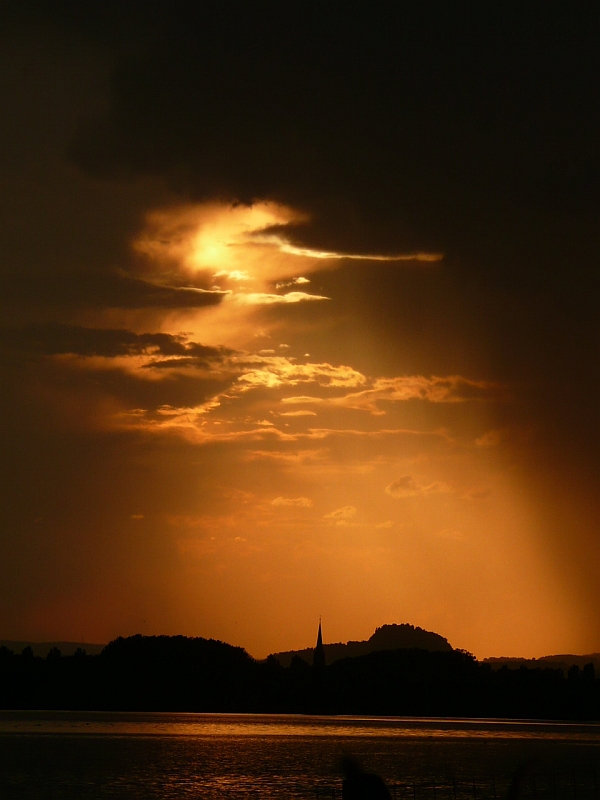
1, 712, 599, 799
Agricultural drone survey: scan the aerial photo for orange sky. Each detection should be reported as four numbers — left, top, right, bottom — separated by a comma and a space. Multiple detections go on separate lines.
2, 200, 585, 658
1, 5, 598, 660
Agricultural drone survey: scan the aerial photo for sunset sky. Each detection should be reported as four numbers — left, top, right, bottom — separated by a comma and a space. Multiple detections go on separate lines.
0, 4, 598, 659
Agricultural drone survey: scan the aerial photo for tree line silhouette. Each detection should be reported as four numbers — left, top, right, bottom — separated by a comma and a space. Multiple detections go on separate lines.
0, 635, 598, 718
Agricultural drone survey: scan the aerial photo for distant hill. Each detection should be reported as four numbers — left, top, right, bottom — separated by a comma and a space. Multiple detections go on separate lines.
0, 640, 105, 657
483, 653, 600, 674
271, 623, 453, 667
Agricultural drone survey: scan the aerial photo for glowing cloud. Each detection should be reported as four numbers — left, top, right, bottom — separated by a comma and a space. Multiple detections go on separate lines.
271, 496, 313, 508
281, 375, 500, 414
131, 202, 443, 351
263, 238, 444, 262
236, 291, 328, 305
385, 476, 451, 498
236, 360, 367, 390
324, 506, 357, 520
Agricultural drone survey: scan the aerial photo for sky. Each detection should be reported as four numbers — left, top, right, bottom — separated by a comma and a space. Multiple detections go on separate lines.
0, 3, 598, 659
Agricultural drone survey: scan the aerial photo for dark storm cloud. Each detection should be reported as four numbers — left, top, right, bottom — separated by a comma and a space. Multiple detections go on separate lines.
64, 4, 597, 249
1, 269, 225, 311
0, 323, 236, 421
0, 322, 232, 361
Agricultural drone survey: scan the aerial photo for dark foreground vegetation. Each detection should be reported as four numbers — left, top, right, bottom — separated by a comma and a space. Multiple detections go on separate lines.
1, 635, 599, 719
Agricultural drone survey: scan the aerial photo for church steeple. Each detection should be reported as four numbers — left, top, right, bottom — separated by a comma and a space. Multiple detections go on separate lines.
313, 616, 325, 668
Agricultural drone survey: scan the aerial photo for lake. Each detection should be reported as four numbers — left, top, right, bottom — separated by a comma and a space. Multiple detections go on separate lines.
1, 712, 599, 799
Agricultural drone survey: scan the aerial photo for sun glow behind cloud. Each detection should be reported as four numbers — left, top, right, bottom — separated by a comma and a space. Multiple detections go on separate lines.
130, 202, 443, 349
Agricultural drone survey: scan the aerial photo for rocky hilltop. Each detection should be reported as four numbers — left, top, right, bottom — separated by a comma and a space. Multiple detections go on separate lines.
272, 623, 453, 667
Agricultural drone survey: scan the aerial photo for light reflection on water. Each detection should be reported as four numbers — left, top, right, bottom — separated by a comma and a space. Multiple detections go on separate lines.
2, 712, 600, 739
0, 713, 599, 799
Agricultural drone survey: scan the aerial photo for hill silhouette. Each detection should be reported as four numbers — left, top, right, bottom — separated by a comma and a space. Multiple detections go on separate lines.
272, 623, 453, 667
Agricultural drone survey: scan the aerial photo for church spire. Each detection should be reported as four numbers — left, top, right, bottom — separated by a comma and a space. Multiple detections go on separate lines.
313, 616, 325, 669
